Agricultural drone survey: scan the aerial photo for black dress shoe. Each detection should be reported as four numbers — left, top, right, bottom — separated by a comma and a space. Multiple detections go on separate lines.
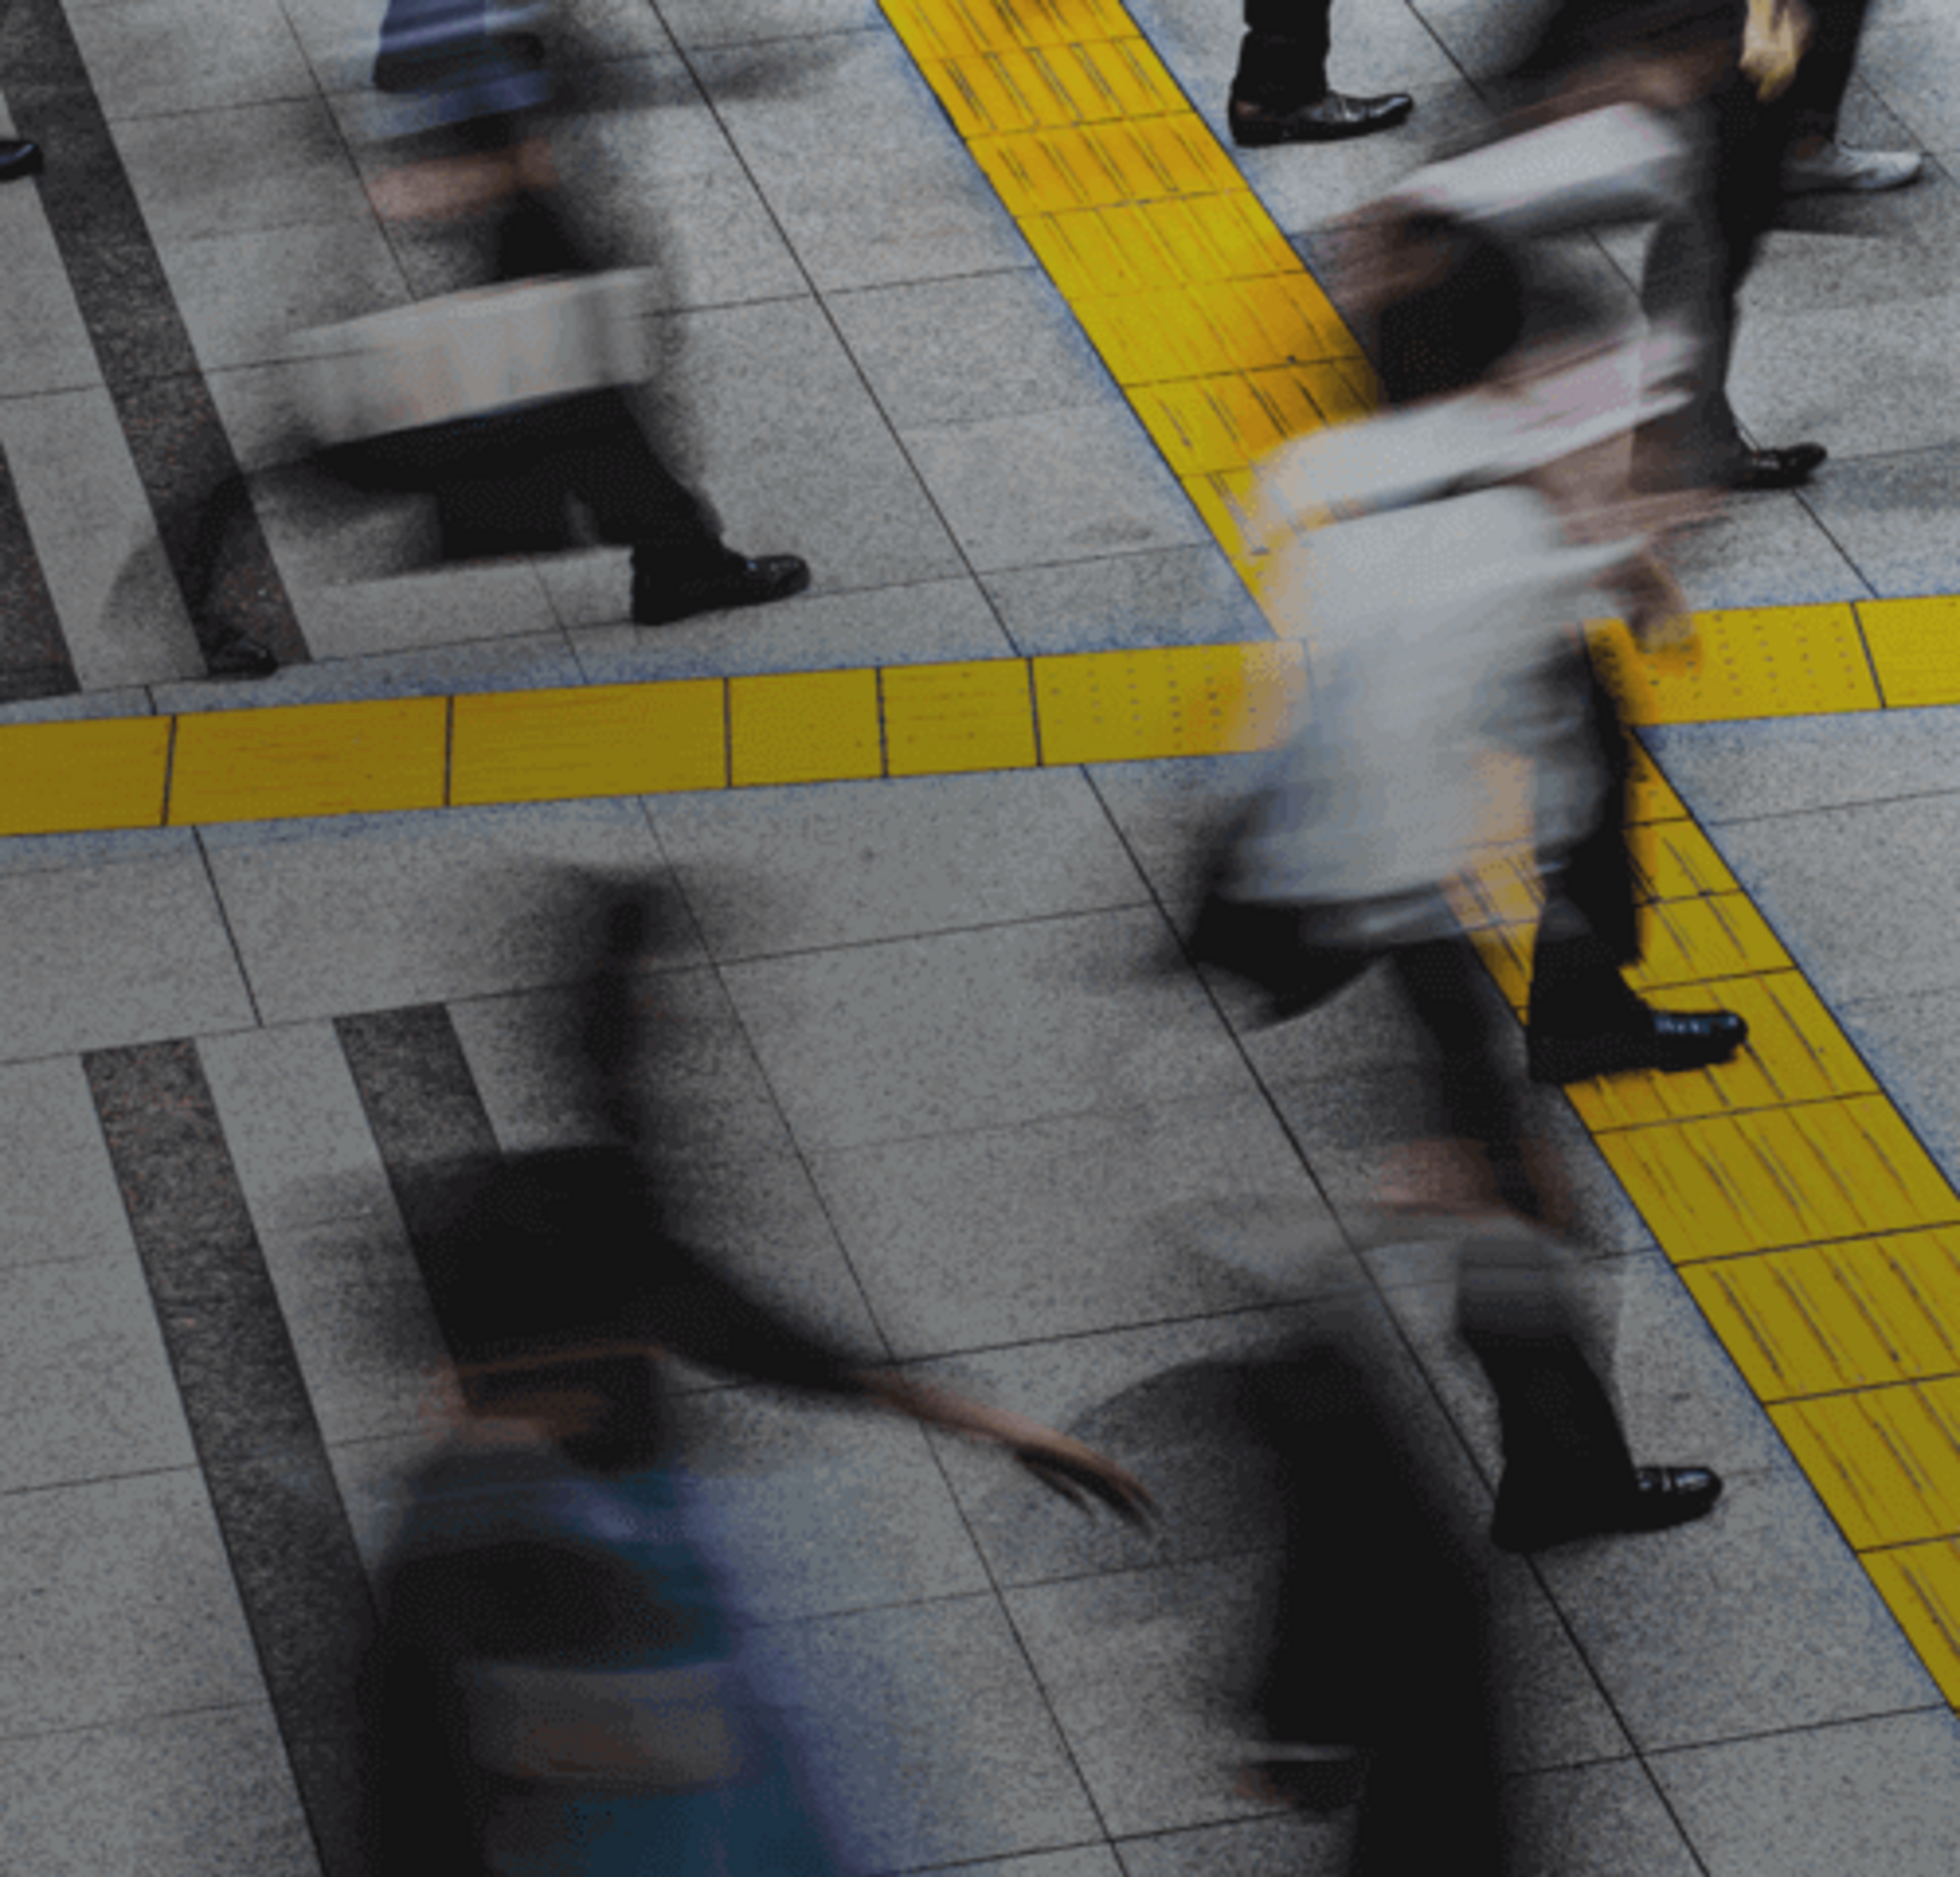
206, 635, 278, 680
1528, 1006, 1748, 1086
0, 138, 44, 183
1492, 1465, 1723, 1554
632, 553, 809, 626
1723, 442, 1827, 491
1229, 89, 1414, 147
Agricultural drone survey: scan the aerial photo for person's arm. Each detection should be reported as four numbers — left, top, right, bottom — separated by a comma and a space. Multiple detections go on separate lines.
652, 1238, 1153, 1526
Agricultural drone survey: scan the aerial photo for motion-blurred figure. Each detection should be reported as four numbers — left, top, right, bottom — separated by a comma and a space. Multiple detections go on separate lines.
1510, 0, 1831, 490
360, 884, 1149, 1875
1192, 97, 1749, 1225
183, 2, 808, 671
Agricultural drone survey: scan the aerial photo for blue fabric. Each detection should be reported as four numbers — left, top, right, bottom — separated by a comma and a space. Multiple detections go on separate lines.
378, 1444, 846, 1877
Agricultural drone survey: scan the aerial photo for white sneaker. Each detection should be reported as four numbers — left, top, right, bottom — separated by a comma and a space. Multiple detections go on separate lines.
1783, 139, 1925, 195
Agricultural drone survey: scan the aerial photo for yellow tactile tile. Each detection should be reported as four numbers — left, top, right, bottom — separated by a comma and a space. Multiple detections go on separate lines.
729, 669, 883, 787
1625, 736, 1688, 824
883, 660, 1040, 775
1627, 815, 1738, 901
1683, 1228, 1960, 1403
1623, 891, 1791, 990
1021, 194, 1303, 301
1073, 276, 1355, 384
1568, 971, 1877, 1130
969, 117, 1241, 218
1033, 642, 1301, 763
882, 0, 1135, 60
1774, 1379, 1960, 1551
1589, 605, 1881, 724
1598, 1095, 1960, 1262
0, 716, 172, 836
450, 682, 726, 806
167, 698, 447, 825
928, 38, 1181, 135
1857, 595, 1960, 708
1864, 1542, 1960, 1705
1133, 368, 1356, 476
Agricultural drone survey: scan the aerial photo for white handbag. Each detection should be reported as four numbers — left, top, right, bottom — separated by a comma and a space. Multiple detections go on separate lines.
292, 271, 651, 446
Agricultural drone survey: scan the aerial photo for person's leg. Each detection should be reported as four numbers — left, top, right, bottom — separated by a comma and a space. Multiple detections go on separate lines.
1457, 1230, 1719, 1554
1781, 0, 1921, 193
1243, 1337, 1506, 1875
1228, 0, 1412, 145
1525, 661, 1748, 1084
1641, 72, 1822, 491
538, 390, 808, 625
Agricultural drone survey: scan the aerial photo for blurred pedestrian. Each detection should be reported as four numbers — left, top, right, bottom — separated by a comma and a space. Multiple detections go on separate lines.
1780, 0, 1924, 194
359, 886, 1150, 1875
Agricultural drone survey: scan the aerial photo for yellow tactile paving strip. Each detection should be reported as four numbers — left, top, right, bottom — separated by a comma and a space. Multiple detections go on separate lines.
1451, 741, 1960, 1700
6, 0, 1960, 1711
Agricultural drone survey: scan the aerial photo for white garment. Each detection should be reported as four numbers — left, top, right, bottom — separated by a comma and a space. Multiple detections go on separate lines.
1230, 393, 1656, 936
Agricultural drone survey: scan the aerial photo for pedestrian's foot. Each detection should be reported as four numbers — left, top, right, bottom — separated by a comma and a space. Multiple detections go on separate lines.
1227, 88, 1413, 147
205, 635, 278, 680
0, 137, 44, 183
1784, 138, 1923, 196
1238, 1744, 1368, 1812
1722, 442, 1827, 491
1492, 1464, 1723, 1554
1529, 1006, 1746, 1085
632, 554, 810, 626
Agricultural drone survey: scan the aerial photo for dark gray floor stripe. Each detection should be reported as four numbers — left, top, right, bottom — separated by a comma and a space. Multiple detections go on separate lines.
5, 0, 311, 669
0, 442, 78, 701
336, 1007, 504, 1287
84, 1040, 368, 1877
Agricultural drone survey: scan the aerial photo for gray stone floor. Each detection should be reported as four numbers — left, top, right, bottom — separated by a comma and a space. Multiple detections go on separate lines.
5, 0, 1960, 1872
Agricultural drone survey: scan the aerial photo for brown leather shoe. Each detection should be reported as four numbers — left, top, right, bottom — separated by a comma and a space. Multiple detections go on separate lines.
1228, 89, 1414, 147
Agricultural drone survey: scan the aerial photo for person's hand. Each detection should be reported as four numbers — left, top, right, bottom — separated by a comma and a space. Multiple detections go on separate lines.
1741, 0, 1813, 101
1010, 1432, 1155, 1528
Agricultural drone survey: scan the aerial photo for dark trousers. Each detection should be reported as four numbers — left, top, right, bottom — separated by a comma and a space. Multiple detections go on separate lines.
1232, 0, 1333, 108
1244, 1330, 1504, 1876
1246, 1244, 1634, 1872
1639, 67, 1802, 477
1786, 0, 1874, 141
1528, 653, 1652, 1040
180, 391, 730, 642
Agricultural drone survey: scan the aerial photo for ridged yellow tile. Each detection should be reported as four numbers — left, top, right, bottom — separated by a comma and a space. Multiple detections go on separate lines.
450, 682, 725, 805
1569, 970, 1877, 1130
883, 0, 1134, 59
884, 660, 1040, 775
1857, 595, 1960, 708
1034, 642, 1301, 763
729, 669, 882, 786
1623, 891, 1791, 989
1599, 1095, 1960, 1261
168, 698, 447, 825
1075, 276, 1354, 383
1464, 921, 1533, 1013
0, 716, 172, 836
1589, 605, 1879, 724
1774, 1380, 1960, 1549
970, 116, 1238, 217
929, 37, 1179, 135
1628, 817, 1736, 900
1865, 1541, 1960, 1704
1181, 465, 1276, 568
1684, 1229, 1960, 1402
1021, 194, 1305, 301
1134, 372, 1323, 475
1625, 737, 1687, 824
1448, 845, 1544, 932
